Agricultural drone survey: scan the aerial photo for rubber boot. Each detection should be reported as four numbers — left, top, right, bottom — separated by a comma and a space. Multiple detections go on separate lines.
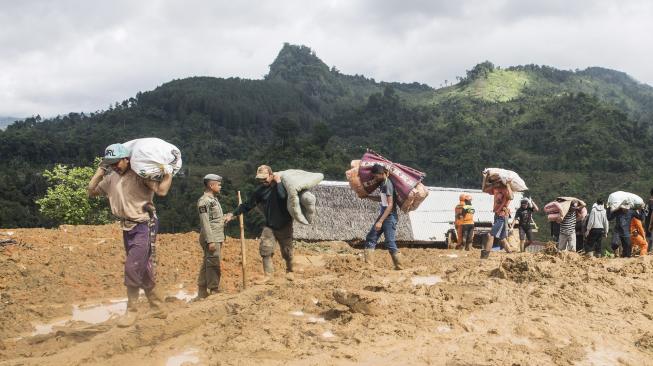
255, 256, 274, 285
192, 287, 209, 302
390, 252, 404, 270
363, 249, 375, 268
145, 286, 168, 319
210, 271, 221, 294
480, 249, 490, 259
584, 251, 594, 258
285, 257, 295, 281
118, 286, 139, 328
286, 258, 295, 281
464, 242, 471, 251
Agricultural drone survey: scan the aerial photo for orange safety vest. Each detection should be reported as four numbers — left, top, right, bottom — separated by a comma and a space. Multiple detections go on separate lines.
631, 217, 648, 255
462, 204, 475, 225
455, 202, 465, 226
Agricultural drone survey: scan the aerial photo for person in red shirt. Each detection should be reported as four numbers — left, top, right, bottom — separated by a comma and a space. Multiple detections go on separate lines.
482, 184, 514, 259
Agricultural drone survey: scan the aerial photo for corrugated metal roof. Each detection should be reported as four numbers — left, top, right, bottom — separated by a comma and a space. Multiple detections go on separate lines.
409, 187, 523, 241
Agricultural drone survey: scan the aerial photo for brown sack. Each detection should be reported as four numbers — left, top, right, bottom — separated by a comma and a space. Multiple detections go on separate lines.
346, 160, 367, 198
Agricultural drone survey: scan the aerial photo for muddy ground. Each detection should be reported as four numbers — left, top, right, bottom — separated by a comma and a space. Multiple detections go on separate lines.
1, 224, 653, 365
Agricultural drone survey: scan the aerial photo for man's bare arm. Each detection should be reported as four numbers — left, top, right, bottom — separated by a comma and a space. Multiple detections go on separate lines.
144, 173, 172, 197
87, 166, 107, 197
531, 199, 540, 212
377, 196, 394, 224
366, 195, 381, 202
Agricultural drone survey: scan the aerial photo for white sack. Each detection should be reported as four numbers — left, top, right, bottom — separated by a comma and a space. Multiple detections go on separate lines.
279, 169, 324, 225
123, 138, 182, 181
607, 191, 644, 211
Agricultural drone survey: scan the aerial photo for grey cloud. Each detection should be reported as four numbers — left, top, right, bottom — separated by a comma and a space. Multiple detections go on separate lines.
0, 0, 652, 116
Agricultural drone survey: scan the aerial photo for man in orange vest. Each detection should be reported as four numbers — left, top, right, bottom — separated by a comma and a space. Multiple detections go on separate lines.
454, 195, 465, 249
631, 210, 648, 256
460, 194, 475, 250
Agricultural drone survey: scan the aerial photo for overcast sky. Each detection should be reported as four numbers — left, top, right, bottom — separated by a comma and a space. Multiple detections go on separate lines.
1, 0, 651, 117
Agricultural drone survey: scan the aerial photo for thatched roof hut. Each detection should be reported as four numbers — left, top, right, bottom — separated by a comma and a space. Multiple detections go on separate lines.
294, 181, 413, 241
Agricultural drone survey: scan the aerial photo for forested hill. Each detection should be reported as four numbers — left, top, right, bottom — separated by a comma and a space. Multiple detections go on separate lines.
2, 43, 653, 236
0, 117, 21, 130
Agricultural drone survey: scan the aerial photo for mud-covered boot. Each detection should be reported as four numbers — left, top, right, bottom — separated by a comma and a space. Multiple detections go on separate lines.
285, 255, 294, 272
255, 256, 274, 285
363, 249, 375, 268
118, 286, 139, 328
145, 286, 168, 319
209, 272, 221, 294
480, 249, 490, 259
285, 258, 295, 281
390, 252, 404, 270
191, 287, 209, 302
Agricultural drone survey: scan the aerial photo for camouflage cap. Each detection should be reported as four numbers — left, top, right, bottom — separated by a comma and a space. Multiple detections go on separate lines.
255, 165, 272, 179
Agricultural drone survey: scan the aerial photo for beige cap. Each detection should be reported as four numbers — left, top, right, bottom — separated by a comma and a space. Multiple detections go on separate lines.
255, 165, 272, 179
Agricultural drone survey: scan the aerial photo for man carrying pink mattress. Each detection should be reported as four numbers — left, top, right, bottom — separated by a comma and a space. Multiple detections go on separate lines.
362, 164, 404, 270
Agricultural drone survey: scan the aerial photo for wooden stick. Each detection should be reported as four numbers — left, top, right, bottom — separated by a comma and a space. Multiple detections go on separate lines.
238, 191, 247, 289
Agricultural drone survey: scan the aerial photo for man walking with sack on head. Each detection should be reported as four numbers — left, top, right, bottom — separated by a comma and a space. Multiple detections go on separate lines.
88, 143, 173, 327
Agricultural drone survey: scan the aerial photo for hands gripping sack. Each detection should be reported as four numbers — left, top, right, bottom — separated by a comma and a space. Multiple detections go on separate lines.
482, 168, 528, 192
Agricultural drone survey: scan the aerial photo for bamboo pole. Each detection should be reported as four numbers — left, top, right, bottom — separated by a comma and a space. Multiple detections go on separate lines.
238, 191, 247, 289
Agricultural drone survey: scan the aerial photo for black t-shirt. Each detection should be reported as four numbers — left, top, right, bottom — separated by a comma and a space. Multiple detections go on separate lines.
232, 182, 292, 230
515, 207, 534, 228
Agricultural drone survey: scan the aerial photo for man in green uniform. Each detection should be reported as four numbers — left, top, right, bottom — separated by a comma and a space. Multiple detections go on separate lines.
196, 174, 226, 299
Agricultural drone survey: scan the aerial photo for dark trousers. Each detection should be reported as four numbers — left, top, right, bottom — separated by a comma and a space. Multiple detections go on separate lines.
260, 221, 294, 263
575, 234, 584, 252
584, 228, 604, 254
611, 232, 632, 257
122, 220, 158, 290
198, 241, 222, 291
365, 210, 399, 253
461, 224, 474, 245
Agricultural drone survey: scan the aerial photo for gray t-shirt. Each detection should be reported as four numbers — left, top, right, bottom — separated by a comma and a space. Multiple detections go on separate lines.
379, 179, 398, 212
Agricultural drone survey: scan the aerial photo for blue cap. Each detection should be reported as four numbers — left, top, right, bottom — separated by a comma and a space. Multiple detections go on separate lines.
102, 143, 130, 164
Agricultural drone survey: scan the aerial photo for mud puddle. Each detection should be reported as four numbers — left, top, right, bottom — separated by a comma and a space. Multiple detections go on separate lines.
166, 348, 200, 366
29, 289, 196, 336
411, 275, 443, 286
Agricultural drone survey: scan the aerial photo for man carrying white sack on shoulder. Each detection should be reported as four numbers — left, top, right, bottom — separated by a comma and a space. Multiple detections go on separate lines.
87, 143, 172, 327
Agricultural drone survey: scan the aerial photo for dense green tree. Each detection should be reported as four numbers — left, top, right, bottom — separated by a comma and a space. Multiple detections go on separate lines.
2, 44, 653, 241
36, 160, 111, 225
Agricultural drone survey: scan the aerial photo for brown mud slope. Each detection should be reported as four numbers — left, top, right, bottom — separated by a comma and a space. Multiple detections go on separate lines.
1, 226, 653, 365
